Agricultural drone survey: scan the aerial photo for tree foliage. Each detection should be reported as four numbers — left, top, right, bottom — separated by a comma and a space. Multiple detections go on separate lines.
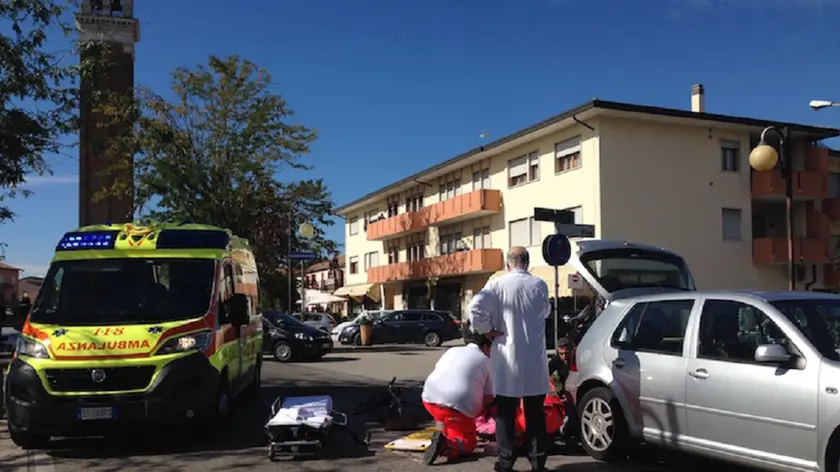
105, 55, 336, 306
0, 0, 106, 222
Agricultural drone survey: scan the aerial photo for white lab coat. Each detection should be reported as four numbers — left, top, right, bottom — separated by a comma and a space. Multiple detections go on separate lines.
467, 268, 551, 398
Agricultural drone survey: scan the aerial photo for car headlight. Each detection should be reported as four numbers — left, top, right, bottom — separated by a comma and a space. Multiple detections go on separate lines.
16, 337, 50, 359
156, 331, 212, 355
294, 333, 313, 341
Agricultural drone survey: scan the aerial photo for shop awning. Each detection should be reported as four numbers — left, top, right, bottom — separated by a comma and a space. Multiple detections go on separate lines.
333, 283, 381, 302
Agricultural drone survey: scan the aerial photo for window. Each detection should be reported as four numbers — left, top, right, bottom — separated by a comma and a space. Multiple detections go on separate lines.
387, 200, 399, 218
364, 251, 379, 270
611, 299, 694, 356
698, 300, 789, 363
771, 298, 840, 361
407, 243, 425, 262
720, 140, 740, 172
472, 169, 491, 190
406, 195, 424, 212
722, 208, 742, 241
349, 256, 359, 274
387, 246, 399, 264
473, 226, 491, 249
509, 217, 541, 247
349, 217, 359, 236
564, 206, 583, 224
439, 181, 462, 202
555, 137, 582, 173
440, 233, 462, 255
363, 210, 380, 229
401, 312, 424, 322
830, 173, 840, 198
508, 151, 539, 187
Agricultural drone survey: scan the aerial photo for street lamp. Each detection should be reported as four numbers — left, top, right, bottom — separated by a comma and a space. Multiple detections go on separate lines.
287, 213, 315, 313
809, 100, 839, 111
749, 125, 795, 290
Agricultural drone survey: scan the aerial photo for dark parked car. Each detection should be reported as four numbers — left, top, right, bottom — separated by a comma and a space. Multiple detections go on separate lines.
338, 309, 460, 347
262, 311, 333, 362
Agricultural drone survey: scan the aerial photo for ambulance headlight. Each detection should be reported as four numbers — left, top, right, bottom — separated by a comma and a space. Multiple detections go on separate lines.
156, 331, 212, 355
16, 337, 50, 359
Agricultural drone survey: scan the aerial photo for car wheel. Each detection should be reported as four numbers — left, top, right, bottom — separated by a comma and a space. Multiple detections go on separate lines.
424, 331, 442, 347
273, 342, 293, 362
579, 387, 630, 462
9, 427, 50, 449
353, 333, 362, 346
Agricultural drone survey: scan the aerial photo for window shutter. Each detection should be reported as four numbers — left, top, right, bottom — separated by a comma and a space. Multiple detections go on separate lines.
509, 219, 528, 247
555, 137, 581, 157
509, 156, 528, 177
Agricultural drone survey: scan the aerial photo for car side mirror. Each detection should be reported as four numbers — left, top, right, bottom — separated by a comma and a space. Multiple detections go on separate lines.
754, 344, 791, 363
228, 293, 250, 326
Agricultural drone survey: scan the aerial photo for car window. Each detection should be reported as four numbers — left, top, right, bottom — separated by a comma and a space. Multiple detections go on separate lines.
611, 299, 694, 356
383, 312, 402, 322
401, 312, 424, 322
771, 299, 840, 361
698, 299, 790, 363
422, 313, 442, 322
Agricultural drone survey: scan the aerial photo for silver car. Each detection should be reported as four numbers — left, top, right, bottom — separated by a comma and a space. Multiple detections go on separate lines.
566, 241, 840, 471
294, 312, 337, 333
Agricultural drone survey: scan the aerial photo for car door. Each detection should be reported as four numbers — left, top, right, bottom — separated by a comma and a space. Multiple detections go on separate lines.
684, 299, 818, 467
607, 298, 694, 443
398, 312, 426, 343
372, 312, 402, 344
220, 260, 243, 385
261, 318, 275, 353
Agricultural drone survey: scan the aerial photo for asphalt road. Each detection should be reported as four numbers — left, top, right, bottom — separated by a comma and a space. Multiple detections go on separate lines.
0, 344, 753, 472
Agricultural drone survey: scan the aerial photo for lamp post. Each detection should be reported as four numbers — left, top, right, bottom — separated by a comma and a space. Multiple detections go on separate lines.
809, 100, 840, 111
750, 125, 795, 290
286, 211, 315, 313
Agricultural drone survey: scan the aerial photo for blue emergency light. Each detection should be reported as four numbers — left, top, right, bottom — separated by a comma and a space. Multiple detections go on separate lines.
155, 229, 230, 250
56, 231, 119, 251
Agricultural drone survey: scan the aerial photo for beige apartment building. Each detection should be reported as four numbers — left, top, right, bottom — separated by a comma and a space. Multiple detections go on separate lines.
334, 86, 840, 318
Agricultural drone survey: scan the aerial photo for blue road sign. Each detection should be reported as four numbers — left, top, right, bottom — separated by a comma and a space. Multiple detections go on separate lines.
288, 251, 317, 261
542, 233, 572, 267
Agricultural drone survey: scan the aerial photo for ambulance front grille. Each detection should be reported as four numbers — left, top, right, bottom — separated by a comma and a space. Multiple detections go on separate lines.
45, 366, 156, 393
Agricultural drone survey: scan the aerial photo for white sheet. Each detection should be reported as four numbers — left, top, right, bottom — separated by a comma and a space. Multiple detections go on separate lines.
266, 395, 333, 429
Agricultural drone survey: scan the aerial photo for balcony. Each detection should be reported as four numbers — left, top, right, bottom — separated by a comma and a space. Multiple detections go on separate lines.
367, 248, 504, 284
366, 211, 427, 241
423, 189, 502, 226
751, 170, 827, 200
753, 238, 829, 264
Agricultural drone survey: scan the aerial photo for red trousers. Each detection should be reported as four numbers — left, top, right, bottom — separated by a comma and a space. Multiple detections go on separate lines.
422, 401, 478, 458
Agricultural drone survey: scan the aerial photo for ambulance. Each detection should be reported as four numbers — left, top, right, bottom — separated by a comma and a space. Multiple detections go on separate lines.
3, 222, 263, 448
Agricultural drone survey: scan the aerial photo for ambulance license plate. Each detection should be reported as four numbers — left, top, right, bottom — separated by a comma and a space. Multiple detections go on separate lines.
78, 407, 114, 420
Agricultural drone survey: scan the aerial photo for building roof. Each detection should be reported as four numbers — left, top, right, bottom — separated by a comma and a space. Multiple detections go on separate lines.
0, 261, 21, 271
334, 99, 840, 215
306, 256, 345, 274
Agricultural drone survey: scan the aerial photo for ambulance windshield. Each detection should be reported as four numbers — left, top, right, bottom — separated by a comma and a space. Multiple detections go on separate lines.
31, 258, 216, 325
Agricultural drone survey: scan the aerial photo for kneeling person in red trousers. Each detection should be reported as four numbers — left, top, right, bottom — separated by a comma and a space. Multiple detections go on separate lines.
421, 331, 494, 465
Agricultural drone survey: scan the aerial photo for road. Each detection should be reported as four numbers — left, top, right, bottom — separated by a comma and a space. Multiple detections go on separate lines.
0, 344, 751, 472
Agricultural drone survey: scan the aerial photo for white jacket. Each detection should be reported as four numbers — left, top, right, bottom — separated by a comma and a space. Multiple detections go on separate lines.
468, 268, 551, 398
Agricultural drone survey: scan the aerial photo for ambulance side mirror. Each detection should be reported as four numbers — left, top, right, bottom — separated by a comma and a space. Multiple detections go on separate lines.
228, 293, 250, 326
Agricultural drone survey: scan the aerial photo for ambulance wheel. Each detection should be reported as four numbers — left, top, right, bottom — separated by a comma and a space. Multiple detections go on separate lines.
579, 387, 630, 462
9, 428, 50, 450
273, 342, 293, 362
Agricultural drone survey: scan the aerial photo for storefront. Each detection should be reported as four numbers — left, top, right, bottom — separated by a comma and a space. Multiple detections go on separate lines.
334, 283, 382, 318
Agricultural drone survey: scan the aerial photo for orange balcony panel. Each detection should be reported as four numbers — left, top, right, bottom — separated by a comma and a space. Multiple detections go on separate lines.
366, 249, 504, 284
805, 146, 830, 173
366, 212, 427, 241
423, 189, 502, 226
824, 198, 840, 221
753, 237, 829, 264
751, 170, 827, 199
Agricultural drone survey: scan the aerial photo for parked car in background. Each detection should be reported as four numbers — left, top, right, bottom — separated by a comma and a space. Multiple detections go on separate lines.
262, 310, 332, 362
0, 326, 19, 357
338, 309, 460, 347
293, 312, 337, 333
330, 310, 392, 342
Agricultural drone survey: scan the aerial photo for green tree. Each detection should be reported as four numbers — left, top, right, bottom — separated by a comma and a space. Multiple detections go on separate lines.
0, 0, 108, 222
112, 55, 336, 307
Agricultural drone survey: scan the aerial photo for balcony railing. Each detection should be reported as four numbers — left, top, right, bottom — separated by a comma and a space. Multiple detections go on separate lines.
367, 248, 504, 284
751, 170, 827, 199
753, 237, 829, 264
365, 189, 502, 241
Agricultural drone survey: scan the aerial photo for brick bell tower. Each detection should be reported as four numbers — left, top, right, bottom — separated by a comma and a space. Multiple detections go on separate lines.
75, 0, 140, 226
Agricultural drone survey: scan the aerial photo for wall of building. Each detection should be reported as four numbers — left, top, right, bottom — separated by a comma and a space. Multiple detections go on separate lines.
597, 116, 788, 290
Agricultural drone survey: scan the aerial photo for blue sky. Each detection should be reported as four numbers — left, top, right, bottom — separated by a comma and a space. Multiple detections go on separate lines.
3, 0, 840, 277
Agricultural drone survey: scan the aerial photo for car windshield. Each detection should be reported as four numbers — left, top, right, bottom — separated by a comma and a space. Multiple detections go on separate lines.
31, 258, 216, 326
581, 249, 695, 292
266, 311, 303, 326
770, 299, 840, 361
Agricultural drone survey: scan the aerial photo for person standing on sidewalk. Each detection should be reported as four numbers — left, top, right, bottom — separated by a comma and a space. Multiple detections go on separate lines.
468, 246, 551, 472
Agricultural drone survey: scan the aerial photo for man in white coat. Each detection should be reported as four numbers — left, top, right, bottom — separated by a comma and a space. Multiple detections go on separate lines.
468, 246, 551, 472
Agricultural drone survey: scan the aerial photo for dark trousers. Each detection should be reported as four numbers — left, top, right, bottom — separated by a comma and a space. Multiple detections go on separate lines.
495, 394, 548, 470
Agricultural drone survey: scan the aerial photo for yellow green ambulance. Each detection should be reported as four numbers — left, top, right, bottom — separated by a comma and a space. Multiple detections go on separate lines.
3, 222, 263, 448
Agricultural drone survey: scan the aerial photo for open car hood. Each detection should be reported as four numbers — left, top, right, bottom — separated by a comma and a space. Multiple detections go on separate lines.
568, 239, 696, 302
